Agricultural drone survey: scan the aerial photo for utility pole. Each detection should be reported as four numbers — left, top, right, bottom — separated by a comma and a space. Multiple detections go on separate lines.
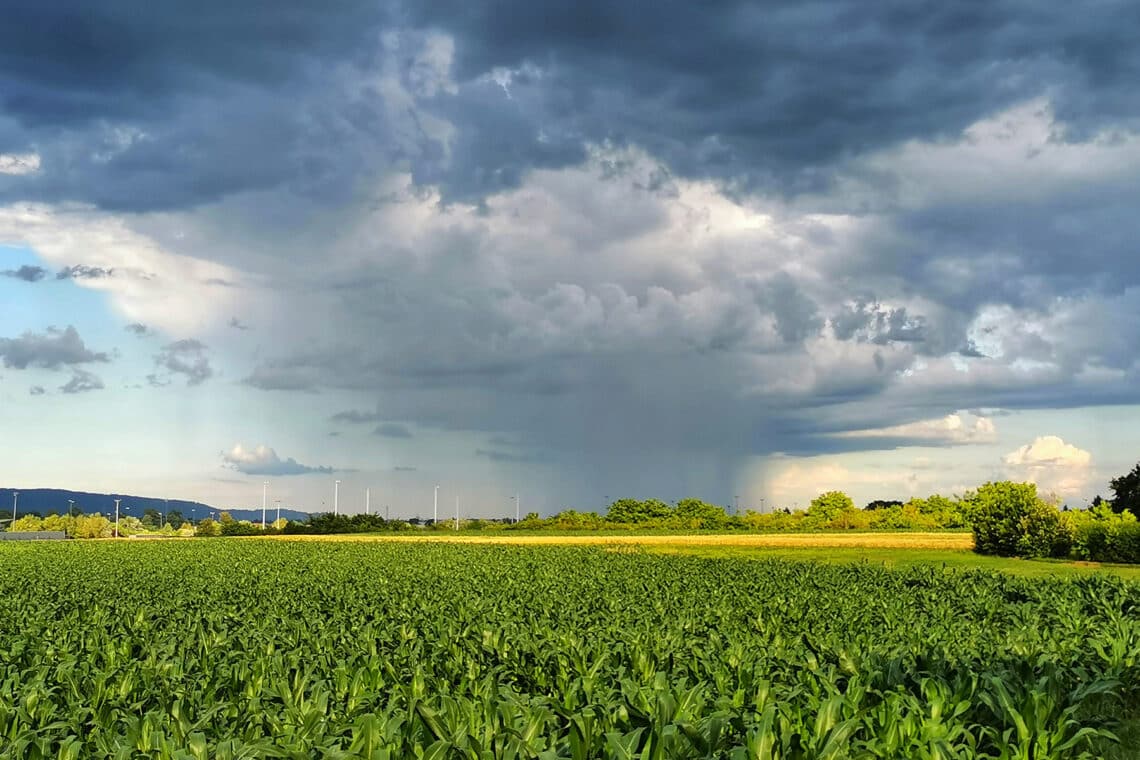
10, 491, 17, 527
334, 480, 340, 516
455, 494, 459, 530
67, 499, 75, 518
114, 499, 121, 538
366, 487, 370, 516
164, 499, 169, 528
433, 485, 439, 525
275, 499, 281, 524
515, 493, 520, 523
262, 481, 268, 529
760, 497, 766, 513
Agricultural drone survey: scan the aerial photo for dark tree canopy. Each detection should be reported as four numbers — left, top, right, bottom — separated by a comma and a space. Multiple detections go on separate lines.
1110, 463, 1140, 517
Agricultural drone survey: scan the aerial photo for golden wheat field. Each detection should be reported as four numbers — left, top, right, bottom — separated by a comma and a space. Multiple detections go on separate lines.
265, 531, 975, 550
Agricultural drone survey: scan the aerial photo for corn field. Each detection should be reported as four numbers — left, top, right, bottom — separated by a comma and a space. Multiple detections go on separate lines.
0, 541, 1136, 759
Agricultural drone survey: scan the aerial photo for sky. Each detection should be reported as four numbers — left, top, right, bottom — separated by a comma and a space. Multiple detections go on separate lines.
1, 1, 1139, 517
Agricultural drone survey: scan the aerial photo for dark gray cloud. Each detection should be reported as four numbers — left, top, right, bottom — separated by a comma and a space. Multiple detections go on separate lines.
402, 0, 1140, 201
28, 385, 45, 396
330, 409, 383, 424
0, 326, 109, 369
2, 265, 46, 282
2, 1, 1137, 210
4, 1, 1140, 509
56, 264, 114, 280
475, 448, 550, 464
243, 361, 319, 392
59, 369, 104, 394
228, 317, 249, 330
373, 422, 413, 439
153, 339, 212, 386
124, 323, 151, 337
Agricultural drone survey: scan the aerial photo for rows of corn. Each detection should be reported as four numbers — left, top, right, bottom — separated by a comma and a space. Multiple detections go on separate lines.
0, 541, 1137, 759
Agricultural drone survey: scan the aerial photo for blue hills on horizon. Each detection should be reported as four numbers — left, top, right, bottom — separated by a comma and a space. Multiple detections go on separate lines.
0, 487, 311, 524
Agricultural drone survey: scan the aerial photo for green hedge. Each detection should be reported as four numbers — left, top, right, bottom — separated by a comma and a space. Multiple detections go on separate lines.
1070, 520, 1140, 564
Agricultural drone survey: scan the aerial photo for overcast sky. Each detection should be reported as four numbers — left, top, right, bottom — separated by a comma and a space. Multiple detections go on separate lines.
2, 1, 1138, 516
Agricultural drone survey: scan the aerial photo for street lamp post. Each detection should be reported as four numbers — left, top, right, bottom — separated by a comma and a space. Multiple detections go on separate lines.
275, 499, 281, 524
334, 480, 340, 516
455, 494, 459, 531
114, 499, 121, 538
515, 493, 520, 523
67, 499, 75, 518
11, 491, 17, 526
433, 485, 439, 525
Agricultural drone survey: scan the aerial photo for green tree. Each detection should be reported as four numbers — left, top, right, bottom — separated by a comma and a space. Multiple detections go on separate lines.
606, 498, 676, 523
142, 508, 162, 529
1109, 462, 1140, 517
970, 481, 1068, 558
73, 514, 112, 538
605, 499, 645, 523
9, 515, 44, 532
674, 498, 729, 528
118, 516, 145, 536
195, 518, 221, 537
166, 509, 185, 526
808, 491, 856, 522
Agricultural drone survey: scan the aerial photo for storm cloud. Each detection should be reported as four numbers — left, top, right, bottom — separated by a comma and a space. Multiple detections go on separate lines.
1, 1, 1138, 508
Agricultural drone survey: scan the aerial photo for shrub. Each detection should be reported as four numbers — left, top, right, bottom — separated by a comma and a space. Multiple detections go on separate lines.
72, 514, 112, 539
195, 518, 221, 537
9, 515, 45, 532
970, 481, 1068, 558
808, 491, 856, 522
220, 520, 262, 536
1066, 506, 1140, 563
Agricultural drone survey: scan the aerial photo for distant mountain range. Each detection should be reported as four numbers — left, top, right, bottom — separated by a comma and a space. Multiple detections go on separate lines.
0, 488, 311, 524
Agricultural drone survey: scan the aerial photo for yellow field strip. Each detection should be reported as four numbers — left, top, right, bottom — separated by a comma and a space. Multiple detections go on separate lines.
267, 532, 974, 550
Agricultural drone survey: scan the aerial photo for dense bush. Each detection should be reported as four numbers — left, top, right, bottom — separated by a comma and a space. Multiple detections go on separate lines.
194, 518, 221, 537
970, 481, 1069, 558
282, 512, 410, 535
1066, 506, 1140, 563
219, 519, 264, 536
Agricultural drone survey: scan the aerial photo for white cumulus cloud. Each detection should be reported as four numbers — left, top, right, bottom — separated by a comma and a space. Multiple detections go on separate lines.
1003, 436, 1093, 499
221, 444, 335, 477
